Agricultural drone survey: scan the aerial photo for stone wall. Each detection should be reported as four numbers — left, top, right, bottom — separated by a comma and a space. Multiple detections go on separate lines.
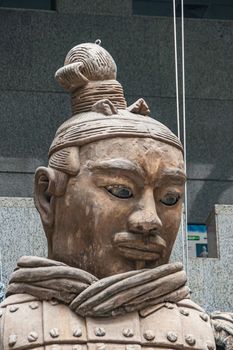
0, 198, 47, 289
0, 198, 232, 313
0, 0, 233, 222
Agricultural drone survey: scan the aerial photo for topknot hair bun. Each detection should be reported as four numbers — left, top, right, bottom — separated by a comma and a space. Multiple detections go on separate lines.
55, 42, 117, 92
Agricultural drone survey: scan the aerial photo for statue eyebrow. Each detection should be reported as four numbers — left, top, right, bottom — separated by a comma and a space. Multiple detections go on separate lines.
88, 159, 145, 178
158, 169, 187, 185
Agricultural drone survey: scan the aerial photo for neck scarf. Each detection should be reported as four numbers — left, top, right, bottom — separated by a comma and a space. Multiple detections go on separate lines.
7, 256, 189, 318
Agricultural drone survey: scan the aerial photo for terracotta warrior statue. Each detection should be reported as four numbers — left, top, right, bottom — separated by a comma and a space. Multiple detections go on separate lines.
0, 42, 232, 350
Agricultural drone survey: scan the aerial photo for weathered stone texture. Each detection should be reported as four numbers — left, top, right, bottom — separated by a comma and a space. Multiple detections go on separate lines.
0, 198, 46, 289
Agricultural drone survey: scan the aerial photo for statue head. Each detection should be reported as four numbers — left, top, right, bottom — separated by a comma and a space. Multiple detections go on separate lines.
34, 42, 185, 278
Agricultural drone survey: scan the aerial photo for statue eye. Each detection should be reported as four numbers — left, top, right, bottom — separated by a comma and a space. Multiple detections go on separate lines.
160, 193, 180, 206
105, 185, 133, 199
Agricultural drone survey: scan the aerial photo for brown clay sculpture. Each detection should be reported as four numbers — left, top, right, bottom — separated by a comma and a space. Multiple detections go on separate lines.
0, 41, 232, 350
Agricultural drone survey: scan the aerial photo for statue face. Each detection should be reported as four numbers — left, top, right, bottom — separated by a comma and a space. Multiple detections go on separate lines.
51, 137, 185, 278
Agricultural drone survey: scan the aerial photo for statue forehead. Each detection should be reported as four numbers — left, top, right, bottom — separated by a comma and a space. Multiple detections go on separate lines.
79, 137, 184, 171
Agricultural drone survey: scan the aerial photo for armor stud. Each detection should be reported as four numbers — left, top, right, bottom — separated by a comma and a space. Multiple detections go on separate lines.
143, 330, 155, 341
122, 328, 134, 337
8, 334, 17, 347
9, 305, 19, 313
28, 331, 38, 342
29, 302, 39, 310
50, 299, 59, 306
73, 328, 82, 337
72, 346, 82, 350
94, 327, 106, 337
180, 308, 189, 316
50, 327, 60, 338
96, 343, 106, 350
200, 313, 208, 322
167, 331, 178, 342
185, 334, 196, 346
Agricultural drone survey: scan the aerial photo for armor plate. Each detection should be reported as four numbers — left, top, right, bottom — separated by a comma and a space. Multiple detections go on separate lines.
0, 294, 216, 350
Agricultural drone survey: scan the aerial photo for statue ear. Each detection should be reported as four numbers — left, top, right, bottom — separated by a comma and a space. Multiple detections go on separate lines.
34, 167, 57, 228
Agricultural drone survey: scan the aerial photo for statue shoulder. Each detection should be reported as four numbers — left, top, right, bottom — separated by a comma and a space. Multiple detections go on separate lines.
0, 294, 43, 350
0, 294, 86, 350
211, 311, 233, 350
139, 299, 216, 349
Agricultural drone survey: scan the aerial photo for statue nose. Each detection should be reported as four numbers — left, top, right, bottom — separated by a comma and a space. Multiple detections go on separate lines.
128, 188, 162, 235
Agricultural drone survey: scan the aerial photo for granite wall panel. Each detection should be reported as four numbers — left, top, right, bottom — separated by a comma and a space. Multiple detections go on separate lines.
158, 17, 233, 100
0, 198, 47, 289
0, 10, 161, 97
0, 90, 70, 160
188, 180, 233, 222
0, 174, 34, 198
56, 0, 132, 16
188, 205, 233, 312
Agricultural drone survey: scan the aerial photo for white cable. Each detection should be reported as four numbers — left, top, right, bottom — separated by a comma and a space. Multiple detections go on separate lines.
173, 0, 180, 140
173, 0, 186, 268
0, 248, 3, 300
0, 249, 2, 283
181, 0, 189, 278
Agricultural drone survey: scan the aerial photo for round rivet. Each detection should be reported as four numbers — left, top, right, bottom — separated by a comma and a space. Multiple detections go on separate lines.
180, 308, 189, 316
185, 334, 196, 346
143, 330, 155, 341
8, 334, 17, 347
29, 302, 39, 310
73, 328, 82, 337
94, 327, 106, 337
49, 328, 59, 338
0, 309, 3, 317
28, 331, 38, 342
167, 331, 178, 342
96, 344, 106, 350
200, 313, 208, 322
9, 305, 19, 313
206, 341, 215, 350
122, 328, 134, 337
50, 299, 59, 306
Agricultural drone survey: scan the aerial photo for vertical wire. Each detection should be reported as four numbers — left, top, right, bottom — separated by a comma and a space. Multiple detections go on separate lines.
173, 0, 186, 268
0, 248, 2, 283
0, 248, 4, 301
173, 0, 180, 140
181, 0, 189, 278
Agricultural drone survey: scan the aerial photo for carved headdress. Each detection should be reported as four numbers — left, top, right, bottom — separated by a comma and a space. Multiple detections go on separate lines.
49, 41, 183, 174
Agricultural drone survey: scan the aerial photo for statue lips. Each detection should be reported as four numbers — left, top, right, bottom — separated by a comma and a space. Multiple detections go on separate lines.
113, 231, 166, 261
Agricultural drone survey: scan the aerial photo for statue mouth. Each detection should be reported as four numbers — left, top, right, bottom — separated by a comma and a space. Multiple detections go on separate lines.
113, 231, 166, 261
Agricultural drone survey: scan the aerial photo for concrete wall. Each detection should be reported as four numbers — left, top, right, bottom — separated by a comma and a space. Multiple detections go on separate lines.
0, 0, 233, 223
1, 198, 232, 313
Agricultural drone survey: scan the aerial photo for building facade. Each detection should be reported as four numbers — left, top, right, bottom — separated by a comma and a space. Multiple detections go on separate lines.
0, 0, 233, 224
